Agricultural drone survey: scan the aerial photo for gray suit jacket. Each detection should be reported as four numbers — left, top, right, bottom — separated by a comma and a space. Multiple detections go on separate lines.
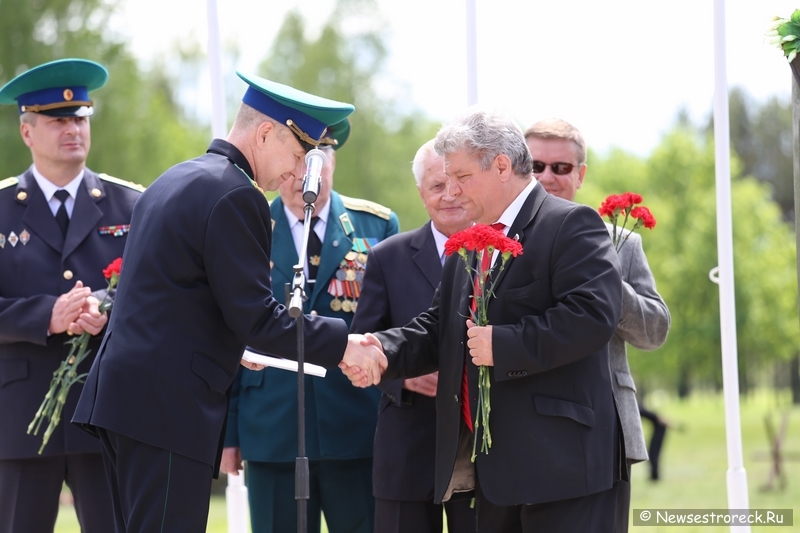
608, 225, 670, 462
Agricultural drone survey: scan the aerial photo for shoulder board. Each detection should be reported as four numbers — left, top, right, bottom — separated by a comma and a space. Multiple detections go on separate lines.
98, 173, 146, 192
340, 195, 392, 221
0, 177, 19, 191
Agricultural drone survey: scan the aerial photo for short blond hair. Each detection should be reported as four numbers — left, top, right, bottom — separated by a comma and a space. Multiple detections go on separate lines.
524, 118, 586, 164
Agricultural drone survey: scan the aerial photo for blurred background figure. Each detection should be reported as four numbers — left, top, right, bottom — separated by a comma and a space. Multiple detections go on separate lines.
351, 139, 475, 533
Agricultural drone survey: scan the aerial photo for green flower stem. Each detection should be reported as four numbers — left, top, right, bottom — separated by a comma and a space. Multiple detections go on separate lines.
28, 287, 114, 454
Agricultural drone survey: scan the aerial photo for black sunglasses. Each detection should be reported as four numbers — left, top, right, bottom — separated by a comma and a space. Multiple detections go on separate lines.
532, 161, 578, 175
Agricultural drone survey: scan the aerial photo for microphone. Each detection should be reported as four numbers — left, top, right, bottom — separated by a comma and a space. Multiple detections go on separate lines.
302, 148, 326, 203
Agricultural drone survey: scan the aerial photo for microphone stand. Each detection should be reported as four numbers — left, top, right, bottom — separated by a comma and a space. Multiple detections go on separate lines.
287, 201, 316, 533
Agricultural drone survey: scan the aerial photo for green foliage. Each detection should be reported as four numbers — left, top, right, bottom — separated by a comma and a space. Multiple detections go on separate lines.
582, 127, 799, 395
768, 9, 800, 62
257, 0, 441, 231
0, 0, 208, 186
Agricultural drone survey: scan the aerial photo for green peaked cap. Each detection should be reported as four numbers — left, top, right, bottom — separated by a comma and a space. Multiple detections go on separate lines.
236, 71, 355, 146
0, 58, 108, 117
320, 118, 351, 151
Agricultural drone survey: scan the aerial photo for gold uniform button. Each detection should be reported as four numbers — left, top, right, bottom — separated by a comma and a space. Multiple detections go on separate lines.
17, 191, 27, 201
63, 270, 74, 280
91, 188, 102, 198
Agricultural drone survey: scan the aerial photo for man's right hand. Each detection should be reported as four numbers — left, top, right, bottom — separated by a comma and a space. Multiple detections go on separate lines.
403, 372, 438, 398
49, 281, 92, 335
339, 333, 387, 387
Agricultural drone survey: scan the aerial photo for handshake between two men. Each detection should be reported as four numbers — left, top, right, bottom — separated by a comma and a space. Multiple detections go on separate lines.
339, 333, 387, 387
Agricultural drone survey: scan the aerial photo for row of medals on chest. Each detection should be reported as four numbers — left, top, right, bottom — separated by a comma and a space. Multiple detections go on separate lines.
327, 249, 368, 313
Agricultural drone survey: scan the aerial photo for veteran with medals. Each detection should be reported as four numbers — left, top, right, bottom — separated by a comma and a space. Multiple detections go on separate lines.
0, 58, 143, 532
223, 119, 399, 533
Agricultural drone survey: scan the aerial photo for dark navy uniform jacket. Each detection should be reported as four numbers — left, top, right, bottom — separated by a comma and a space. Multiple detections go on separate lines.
72, 140, 349, 469
0, 168, 141, 459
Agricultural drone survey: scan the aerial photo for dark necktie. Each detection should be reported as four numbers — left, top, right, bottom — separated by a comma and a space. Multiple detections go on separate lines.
305, 217, 322, 285
462, 222, 506, 432
54, 189, 71, 237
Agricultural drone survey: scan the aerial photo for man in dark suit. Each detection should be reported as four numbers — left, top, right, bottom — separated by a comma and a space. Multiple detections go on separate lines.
351, 139, 474, 533
222, 119, 399, 533
525, 118, 670, 532
72, 72, 386, 532
0, 58, 143, 533
343, 107, 624, 532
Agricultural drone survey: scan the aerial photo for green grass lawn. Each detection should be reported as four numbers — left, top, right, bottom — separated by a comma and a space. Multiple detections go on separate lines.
54, 390, 800, 532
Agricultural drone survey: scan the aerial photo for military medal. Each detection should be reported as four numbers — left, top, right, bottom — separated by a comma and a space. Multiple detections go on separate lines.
344, 251, 357, 261
328, 279, 343, 312
357, 252, 368, 265
19, 229, 30, 245
345, 268, 356, 282
98, 224, 130, 237
8, 232, 18, 247
0, 233, 5, 249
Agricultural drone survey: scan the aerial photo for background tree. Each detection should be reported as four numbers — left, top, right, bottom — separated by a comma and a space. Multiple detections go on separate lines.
582, 127, 799, 398
257, 0, 440, 230
0, 0, 207, 187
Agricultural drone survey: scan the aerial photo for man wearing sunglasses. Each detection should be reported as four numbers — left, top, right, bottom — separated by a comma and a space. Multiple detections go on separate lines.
525, 118, 671, 533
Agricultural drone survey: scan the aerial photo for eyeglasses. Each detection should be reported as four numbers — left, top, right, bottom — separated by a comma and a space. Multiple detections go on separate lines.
532, 161, 580, 175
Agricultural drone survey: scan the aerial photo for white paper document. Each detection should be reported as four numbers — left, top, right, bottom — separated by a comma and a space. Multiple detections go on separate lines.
242, 350, 327, 377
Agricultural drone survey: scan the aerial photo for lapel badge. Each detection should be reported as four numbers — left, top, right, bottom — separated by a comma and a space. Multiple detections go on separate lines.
8, 231, 18, 247
310, 255, 321, 266
0, 233, 5, 249
338, 213, 354, 235
16, 191, 27, 201
19, 229, 30, 245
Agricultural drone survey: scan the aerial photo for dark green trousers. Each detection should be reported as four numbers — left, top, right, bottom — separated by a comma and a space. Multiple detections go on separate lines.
246, 458, 373, 533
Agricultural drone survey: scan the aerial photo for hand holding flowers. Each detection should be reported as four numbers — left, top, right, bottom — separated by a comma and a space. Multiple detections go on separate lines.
445, 224, 523, 460
28, 258, 122, 453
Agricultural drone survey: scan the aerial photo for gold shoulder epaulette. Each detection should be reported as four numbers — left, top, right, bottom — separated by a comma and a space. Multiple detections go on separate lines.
340, 195, 392, 221
99, 173, 146, 192
0, 177, 19, 190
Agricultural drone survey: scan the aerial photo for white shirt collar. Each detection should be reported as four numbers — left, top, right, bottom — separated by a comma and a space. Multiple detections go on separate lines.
31, 166, 84, 217
493, 179, 537, 233
430, 222, 450, 266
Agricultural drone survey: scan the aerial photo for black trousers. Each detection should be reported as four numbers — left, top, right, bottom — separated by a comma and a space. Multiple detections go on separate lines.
0, 453, 114, 533
374, 496, 476, 533
98, 428, 213, 533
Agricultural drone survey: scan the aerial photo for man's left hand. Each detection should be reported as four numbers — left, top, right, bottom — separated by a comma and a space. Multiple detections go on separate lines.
69, 295, 108, 336
466, 319, 493, 366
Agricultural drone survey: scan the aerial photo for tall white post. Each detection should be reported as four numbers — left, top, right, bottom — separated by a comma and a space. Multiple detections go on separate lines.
465, 0, 478, 106
712, 1, 750, 530
207, 0, 228, 139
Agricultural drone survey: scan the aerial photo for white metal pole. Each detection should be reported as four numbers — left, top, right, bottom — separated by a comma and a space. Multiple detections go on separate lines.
465, 0, 478, 106
207, 0, 228, 139
712, 1, 750, 529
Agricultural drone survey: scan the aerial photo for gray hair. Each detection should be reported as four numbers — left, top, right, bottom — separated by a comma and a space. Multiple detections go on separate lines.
20, 112, 38, 126
524, 118, 586, 164
411, 139, 437, 186
433, 106, 533, 176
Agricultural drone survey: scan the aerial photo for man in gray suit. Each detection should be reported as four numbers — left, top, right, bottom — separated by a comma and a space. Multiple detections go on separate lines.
525, 118, 670, 533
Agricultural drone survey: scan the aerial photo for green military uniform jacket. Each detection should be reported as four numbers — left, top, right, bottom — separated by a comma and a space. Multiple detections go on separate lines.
225, 191, 399, 461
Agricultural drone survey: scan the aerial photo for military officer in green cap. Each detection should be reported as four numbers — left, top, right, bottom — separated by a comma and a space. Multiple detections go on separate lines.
72, 72, 388, 532
0, 58, 143, 532
222, 118, 399, 533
